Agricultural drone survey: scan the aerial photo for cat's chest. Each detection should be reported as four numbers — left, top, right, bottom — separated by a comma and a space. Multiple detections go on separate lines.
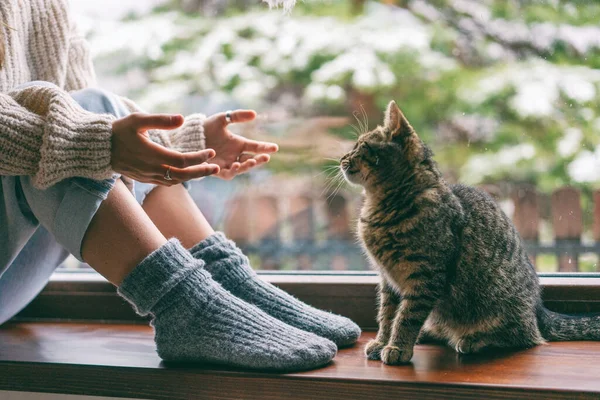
357, 219, 398, 269
357, 212, 419, 282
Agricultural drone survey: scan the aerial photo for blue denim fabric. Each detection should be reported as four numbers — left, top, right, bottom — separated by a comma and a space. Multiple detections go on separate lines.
0, 81, 182, 325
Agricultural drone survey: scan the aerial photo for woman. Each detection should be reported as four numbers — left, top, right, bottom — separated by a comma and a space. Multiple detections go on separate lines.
0, 0, 360, 371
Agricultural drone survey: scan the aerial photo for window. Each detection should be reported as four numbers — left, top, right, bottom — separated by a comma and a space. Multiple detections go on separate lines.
59, 0, 600, 276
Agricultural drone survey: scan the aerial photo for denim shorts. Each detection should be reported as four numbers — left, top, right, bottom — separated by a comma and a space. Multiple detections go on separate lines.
0, 81, 189, 325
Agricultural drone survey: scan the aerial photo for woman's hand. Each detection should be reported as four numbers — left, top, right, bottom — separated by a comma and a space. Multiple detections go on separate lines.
111, 113, 220, 186
203, 110, 279, 180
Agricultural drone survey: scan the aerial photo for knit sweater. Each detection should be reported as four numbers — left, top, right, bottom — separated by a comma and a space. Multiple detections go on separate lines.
0, 0, 206, 188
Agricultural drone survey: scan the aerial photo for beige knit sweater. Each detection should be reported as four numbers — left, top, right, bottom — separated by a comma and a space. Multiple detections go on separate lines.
0, 0, 206, 188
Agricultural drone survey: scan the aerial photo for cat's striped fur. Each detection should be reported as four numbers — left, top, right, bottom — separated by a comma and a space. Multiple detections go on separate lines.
341, 101, 600, 365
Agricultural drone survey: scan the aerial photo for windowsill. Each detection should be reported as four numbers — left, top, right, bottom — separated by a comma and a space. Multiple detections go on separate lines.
1, 322, 599, 399
14, 273, 600, 327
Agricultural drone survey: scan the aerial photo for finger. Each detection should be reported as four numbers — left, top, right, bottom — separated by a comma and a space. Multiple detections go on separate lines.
146, 141, 215, 169
237, 154, 254, 163
220, 109, 257, 126
168, 163, 220, 181
238, 153, 270, 164
239, 154, 271, 167
235, 158, 258, 175
242, 139, 279, 154
215, 166, 236, 180
130, 113, 184, 131
254, 154, 271, 164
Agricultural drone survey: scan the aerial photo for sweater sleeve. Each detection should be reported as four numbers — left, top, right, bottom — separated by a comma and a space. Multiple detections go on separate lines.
118, 97, 206, 153
0, 84, 115, 189
64, 16, 97, 91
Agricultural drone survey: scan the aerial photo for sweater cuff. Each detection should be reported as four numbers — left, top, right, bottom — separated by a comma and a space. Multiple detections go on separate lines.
34, 94, 115, 188
169, 113, 206, 153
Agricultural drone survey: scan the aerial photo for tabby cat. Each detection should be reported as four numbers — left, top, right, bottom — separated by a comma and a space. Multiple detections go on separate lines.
341, 100, 600, 365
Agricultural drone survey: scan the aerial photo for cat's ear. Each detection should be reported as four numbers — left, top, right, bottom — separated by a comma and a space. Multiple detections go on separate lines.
384, 101, 413, 139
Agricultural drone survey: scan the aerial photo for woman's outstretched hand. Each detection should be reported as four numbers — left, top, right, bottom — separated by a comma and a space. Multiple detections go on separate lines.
111, 113, 220, 186
203, 110, 279, 180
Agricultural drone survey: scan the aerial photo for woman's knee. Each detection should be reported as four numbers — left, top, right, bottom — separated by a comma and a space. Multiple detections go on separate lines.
70, 87, 129, 118
17, 175, 118, 261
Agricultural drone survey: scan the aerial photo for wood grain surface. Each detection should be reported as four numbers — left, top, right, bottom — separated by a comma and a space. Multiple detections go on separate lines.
1, 322, 600, 399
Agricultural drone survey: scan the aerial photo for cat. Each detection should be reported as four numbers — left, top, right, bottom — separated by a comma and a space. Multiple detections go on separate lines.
340, 100, 600, 365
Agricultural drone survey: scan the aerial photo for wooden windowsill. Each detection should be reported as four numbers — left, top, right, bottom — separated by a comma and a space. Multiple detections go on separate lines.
1, 322, 599, 399
14, 273, 600, 329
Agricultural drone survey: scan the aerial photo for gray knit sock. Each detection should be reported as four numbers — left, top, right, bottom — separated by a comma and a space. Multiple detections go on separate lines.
117, 240, 337, 371
190, 233, 361, 347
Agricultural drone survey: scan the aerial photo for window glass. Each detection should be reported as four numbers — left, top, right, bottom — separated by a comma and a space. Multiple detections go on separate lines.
60, 0, 600, 274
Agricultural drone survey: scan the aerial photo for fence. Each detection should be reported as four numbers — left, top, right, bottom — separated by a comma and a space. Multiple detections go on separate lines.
512, 186, 599, 272
222, 184, 600, 273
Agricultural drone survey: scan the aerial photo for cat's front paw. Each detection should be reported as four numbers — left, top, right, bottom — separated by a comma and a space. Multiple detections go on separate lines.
455, 336, 487, 354
381, 345, 413, 365
365, 340, 385, 360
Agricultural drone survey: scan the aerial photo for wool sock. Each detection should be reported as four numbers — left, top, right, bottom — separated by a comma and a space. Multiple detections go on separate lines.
190, 233, 361, 347
117, 239, 337, 371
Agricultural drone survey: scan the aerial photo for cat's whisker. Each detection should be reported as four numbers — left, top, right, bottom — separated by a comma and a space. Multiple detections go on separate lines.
353, 111, 366, 134
327, 180, 345, 204
325, 171, 346, 203
323, 169, 342, 180
321, 166, 340, 173
313, 168, 338, 179
320, 162, 340, 168
322, 170, 344, 198
349, 123, 362, 138
360, 105, 369, 132
321, 171, 341, 197
357, 106, 368, 133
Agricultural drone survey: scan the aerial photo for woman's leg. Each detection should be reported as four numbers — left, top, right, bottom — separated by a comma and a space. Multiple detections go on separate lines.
19, 174, 336, 370
141, 184, 214, 249
81, 179, 166, 285
141, 184, 362, 347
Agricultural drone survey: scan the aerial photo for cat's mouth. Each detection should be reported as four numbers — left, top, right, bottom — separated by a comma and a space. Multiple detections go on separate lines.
340, 160, 362, 185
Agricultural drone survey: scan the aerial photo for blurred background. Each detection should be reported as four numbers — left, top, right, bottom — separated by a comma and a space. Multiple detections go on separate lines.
62, 0, 600, 274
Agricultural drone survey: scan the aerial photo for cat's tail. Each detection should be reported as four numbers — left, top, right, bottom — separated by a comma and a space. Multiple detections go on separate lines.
537, 305, 600, 341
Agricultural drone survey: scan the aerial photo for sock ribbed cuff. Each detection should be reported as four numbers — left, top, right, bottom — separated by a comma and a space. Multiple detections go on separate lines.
190, 232, 256, 289
117, 239, 202, 316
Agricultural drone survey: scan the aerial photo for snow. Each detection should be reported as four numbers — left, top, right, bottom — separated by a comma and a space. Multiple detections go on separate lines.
557, 128, 583, 157
451, 0, 491, 22
85, 13, 182, 59
70, 0, 163, 20
462, 144, 537, 184
558, 25, 600, 55
512, 81, 557, 118
85, 4, 450, 110
410, 0, 443, 21
568, 148, 600, 183
463, 61, 600, 117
